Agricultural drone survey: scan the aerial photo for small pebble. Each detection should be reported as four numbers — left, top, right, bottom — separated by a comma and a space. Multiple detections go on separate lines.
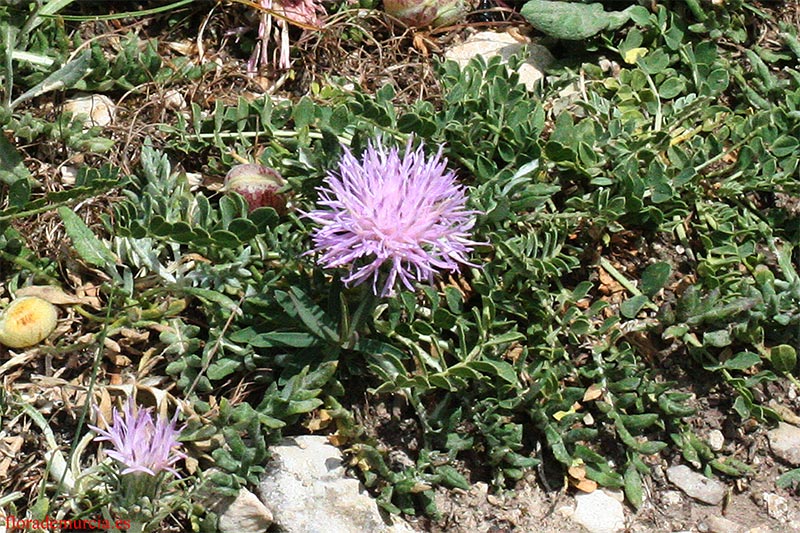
573, 490, 626, 533
666, 465, 727, 505
163, 89, 186, 110
706, 515, 745, 533
763, 492, 792, 522
707, 429, 725, 452
661, 490, 682, 507
768, 423, 800, 466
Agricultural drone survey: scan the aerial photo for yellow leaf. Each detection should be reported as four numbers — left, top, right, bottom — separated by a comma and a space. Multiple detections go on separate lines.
623, 47, 648, 65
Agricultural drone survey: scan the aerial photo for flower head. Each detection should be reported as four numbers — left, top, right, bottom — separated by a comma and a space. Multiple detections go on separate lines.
90, 398, 186, 477
249, 0, 325, 71
306, 138, 480, 296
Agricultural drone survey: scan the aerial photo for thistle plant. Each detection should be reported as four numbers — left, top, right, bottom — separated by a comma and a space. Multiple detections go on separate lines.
249, 0, 325, 71
305, 138, 481, 297
89, 398, 187, 532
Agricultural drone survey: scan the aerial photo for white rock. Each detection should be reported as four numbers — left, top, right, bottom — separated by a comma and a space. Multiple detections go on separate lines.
763, 492, 793, 522
660, 490, 682, 507
707, 429, 725, 452
60, 166, 78, 186
557, 504, 575, 518
572, 490, 626, 533
706, 515, 745, 533
163, 89, 187, 110
258, 436, 414, 533
218, 488, 273, 533
666, 465, 727, 505
444, 31, 554, 91
63, 94, 115, 127
768, 422, 800, 466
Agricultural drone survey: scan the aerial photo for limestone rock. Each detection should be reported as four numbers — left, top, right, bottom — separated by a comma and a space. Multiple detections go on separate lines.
768, 422, 800, 466
218, 488, 273, 533
258, 436, 414, 533
444, 31, 553, 91
666, 465, 727, 505
572, 490, 626, 533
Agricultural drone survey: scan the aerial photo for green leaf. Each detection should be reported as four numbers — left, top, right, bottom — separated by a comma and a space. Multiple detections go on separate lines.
212, 448, 239, 472
10, 50, 92, 110
520, 0, 637, 40
706, 351, 761, 371
58, 207, 117, 267
638, 49, 670, 75
641, 262, 671, 297
703, 329, 731, 348
228, 218, 258, 241
544, 140, 576, 163
469, 359, 517, 385
276, 287, 339, 344
0, 135, 33, 186
437, 465, 470, 490
704, 68, 729, 94
619, 413, 660, 431
777, 468, 800, 489
8, 179, 31, 208
771, 345, 797, 373
483, 330, 526, 348
397, 113, 436, 137
620, 294, 649, 318
624, 463, 644, 509
544, 423, 572, 465
292, 96, 315, 129
772, 136, 799, 157
231, 329, 321, 348
207, 358, 242, 380
181, 287, 241, 314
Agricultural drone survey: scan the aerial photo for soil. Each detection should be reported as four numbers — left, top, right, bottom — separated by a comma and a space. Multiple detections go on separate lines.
356, 378, 800, 532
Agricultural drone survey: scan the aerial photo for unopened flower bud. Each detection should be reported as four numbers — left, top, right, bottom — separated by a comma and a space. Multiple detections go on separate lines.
224, 164, 287, 213
384, 0, 469, 27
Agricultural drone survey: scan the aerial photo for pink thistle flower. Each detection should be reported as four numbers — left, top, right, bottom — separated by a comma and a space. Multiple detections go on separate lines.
90, 398, 186, 477
305, 138, 481, 297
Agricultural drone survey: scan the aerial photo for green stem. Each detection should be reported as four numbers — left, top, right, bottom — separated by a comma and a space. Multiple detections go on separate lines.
0, 249, 60, 284
343, 284, 379, 348
598, 257, 658, 311
46, 0, 195, 21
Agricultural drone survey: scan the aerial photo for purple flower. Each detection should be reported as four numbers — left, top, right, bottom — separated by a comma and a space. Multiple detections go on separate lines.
305, 138, 481, 297
90, 398, 186, 477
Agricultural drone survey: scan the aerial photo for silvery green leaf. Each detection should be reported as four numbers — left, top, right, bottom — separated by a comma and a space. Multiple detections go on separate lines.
10, 50, 91, 109
521, 0, 641, 40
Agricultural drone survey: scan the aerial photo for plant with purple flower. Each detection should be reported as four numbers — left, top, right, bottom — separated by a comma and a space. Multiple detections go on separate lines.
89, 397, 188, 532
90, 397, 186, 477
305, 138, 481, 297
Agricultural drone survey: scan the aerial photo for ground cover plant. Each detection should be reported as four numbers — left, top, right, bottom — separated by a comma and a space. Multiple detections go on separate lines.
1, 0, 800, 530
